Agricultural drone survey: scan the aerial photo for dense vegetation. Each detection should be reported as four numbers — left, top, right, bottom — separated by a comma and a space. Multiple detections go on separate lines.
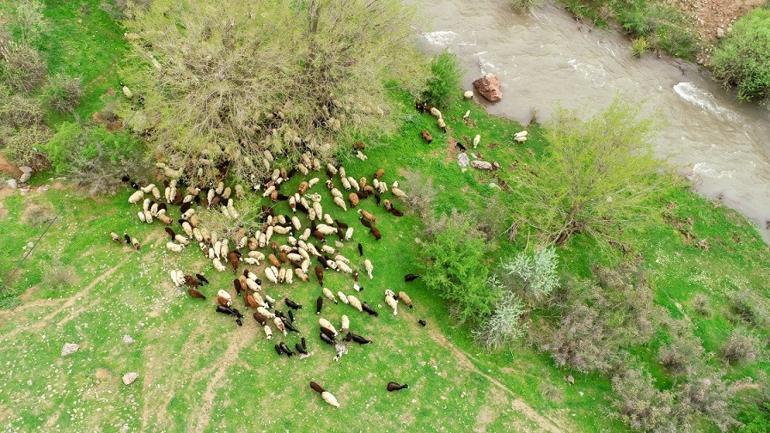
559, 0, 699, 59
711, 8, 770, 102
0, 1, 768, 432
119, 0, 426, 185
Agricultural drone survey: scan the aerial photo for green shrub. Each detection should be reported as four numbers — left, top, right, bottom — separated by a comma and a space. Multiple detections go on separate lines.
630, 37, 649, 57
0, 91, 44, 128
474, 284, 528, 350
1, 125, 51, 169
712, 8, 770, 102
501, 247, 560, 301
422, 213, 497, 323
721, 329, 761, 365
13, 0, 50, 45
42, 74, 83, 113
422, 51, 461, 110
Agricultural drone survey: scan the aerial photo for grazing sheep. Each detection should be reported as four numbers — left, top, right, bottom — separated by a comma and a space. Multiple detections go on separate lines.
294, 268, 309, 282
318, 318, 338, 336
514, 130, 528, 143
315, 296, 324, 315
157, 214, 172, 225
244, 292, 260, 309
128, 190, 144, 204
335, 291, 348, 305
345, 332, 372, 344
263, 325, 273, 340
319, 331, 335, 346
345, 227, 354, 240
309, 382, 340, 408
364, 259, 374, 279
391, 186, 407, 199
322, 287, 337, 304
387, 382, 409, 392
186, 285, 206, 299
110, 232, 121, 243
166, 241, 183, 253
430, 107, 442, 118
213, 258, 226, 272
348, 192, 360, 207
358, 209, 376, 223
314, 265, 324, 286
370, 226, 382, 240
316, 224, 337, 235
341, 315, 350, 333
398, 291, 413, 308
385, 293, 398, 315
362, 302, 378, 316
265, 266, 278, 284
274, 317, 287, 336
347, 294, 363, 312
285, 298, 302, 310
473, 134, 481, 149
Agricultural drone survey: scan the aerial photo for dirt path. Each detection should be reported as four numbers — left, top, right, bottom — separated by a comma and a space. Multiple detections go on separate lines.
426, 325, 566, 433
0, 263, 124, 340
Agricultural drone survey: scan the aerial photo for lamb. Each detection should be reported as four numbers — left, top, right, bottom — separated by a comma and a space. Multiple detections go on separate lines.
263, 325, 273, 340
385, 292, 398, 315
473, 134, 481, 148
309, 382, 340, 408
333, 196, 347, 211
110, 232, 121, 243
364, 259, 374, 279
347, 294, 363, 312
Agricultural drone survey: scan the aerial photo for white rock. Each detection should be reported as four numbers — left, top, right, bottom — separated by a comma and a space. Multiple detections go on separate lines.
463, 90, 474, 99
122, 372, 139, 385
122, 335, 135, 344
61, 343, 79, 357
6, 179, 17, 189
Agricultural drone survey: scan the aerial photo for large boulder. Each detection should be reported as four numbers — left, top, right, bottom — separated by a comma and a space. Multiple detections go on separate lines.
472, 73, 502, 103
61, 343, 80, 357
122, 372, 139, 385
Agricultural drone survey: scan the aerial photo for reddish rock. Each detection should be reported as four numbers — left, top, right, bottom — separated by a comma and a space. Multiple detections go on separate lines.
472, 74, 502, 103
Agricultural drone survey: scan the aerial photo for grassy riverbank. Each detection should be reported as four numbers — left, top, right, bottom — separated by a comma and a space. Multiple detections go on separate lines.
1, 1, 768, 432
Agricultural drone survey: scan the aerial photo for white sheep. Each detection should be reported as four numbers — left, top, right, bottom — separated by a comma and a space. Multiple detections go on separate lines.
166, 242, 184, 253
341, 176, 351, 190
333, 196, 347, 211
337, 291, 349, 305
291, 216, 302, 231
257, 306, 275, 319
340, 315, 350, 333
322, 390, 340, 408
308, 178, 320, 188
430, 107, 442, 118
473, 134, 481, 148
347, 295, 363, 312
263, 325, 273, 340
213, 258, 226, 272
265, 267, 278, 284
274, 317, 287, 336
364, 259, 374, 279
391, 186, 407, 199
128, 190, 144, 204
316, 224, 337, 235
321, 287, 337, 304
336, 260, 352, 274
385, 293, 398, 316
175, 234, 190, 245
319, 318, 338, 336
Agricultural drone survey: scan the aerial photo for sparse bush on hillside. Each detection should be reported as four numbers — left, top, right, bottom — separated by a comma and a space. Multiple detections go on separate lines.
474, 280, 528, 349
400, 169, 438, 221
510, 98, 660, 246
611, 368, 679, 433
501, 247, 559, 301
691, 293, 710, 316
121, 0, 427, 185
712, 9, 770, 102
43, 264, 79, 290
721, 329, 760, 365
1, 125, 51, 169
422, 212, 497, 323
42, 74, 83, 113
657, 331, 705, 375
21, 202, 55, 226
13, 0, 49, 45
729, 290, 769, 329
0, 91, 44, 128
678, 372, 739, 432
0, 42, 47, 93
422, 51, 461, 110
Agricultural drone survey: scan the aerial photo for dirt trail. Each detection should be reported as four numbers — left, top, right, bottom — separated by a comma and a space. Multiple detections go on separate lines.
426, 326, 566, 433
1, 263, 124, 340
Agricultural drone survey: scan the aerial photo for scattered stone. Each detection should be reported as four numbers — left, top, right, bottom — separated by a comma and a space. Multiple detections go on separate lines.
716, 27, 725, 38
61, 343, 80, 357
471, 160, 495, 170
122, 372, 139, 385
463, 90, 474, 99
5, 179, 17, 190
122, 335, 135, 345
19, 171, 31, 184
19, 166, 32, 174
472, 73, 502, 103
565, 375, 575, 385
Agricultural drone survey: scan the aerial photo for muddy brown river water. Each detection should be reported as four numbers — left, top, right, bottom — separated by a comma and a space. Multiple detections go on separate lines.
414, 0, 770, 241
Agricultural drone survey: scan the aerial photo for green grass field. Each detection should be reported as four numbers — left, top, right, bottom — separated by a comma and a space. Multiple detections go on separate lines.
1, 1, 768, 432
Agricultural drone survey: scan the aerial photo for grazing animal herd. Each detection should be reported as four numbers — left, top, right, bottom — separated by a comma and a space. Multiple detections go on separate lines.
114, 149, 423, 408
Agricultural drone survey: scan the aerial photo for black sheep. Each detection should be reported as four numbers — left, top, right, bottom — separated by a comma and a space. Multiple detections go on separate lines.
285, 298, 302, 310
319, 332, 335, 345
345, 332, 372, 345
361, 302, 378, 317
164, 227, 176, 240
295, 343, 308, 355
316, 296, 323, 315
274, 344, 283, 356
404, 273, 421, 282
418, 319, 427, 327
301, 337, 307, 351
357, 243, 364, 256
196, 273, 209, 285
278, 342, 294, 357
320, 326, 336, 339
387, 382, 408, 392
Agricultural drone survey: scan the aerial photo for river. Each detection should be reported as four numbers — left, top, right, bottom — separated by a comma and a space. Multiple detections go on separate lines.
415, 0, 770, 241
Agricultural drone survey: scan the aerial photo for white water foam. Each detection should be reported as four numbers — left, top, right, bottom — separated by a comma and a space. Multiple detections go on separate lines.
422, 31, 459, 46
673, 82, 738, 122
567, 59, 607, 88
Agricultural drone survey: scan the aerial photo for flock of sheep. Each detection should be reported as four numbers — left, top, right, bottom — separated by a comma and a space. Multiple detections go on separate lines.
111, 149, 417, 408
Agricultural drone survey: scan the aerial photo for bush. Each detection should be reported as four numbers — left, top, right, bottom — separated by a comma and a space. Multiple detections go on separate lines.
0, 91, 44, 128
631, 37, 649, 57
422, 213, 497, 323
42, 74, 83, 113
474, 280, 528, 349
510, 98, 660, 246
43, 264, 79, 290
657, 332, 705, 375
43, 122, 147, 194
712, 9, 770, 102
1, 125, 51, 169
121, 0, 427, 184
678, 372, 739, 432
400, 169, 438, 221
13, 0, 49, 45
21, 202, 55, 226
0, 42, 47, 93
422, 51, 461, 109
612, 368, 679, 433
729, 290, 769, 329
501, 247, 559, 300
721, 329, 760, 365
